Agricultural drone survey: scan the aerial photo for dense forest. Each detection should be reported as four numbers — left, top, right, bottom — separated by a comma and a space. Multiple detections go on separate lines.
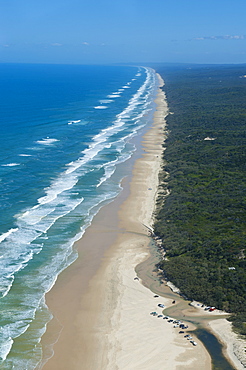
153, 64, 246, 336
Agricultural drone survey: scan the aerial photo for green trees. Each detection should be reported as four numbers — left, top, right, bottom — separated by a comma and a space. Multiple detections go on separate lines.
154, 65, 246, 335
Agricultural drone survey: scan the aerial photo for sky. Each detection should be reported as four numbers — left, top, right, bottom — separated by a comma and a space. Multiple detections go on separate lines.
0, 0, 246, 65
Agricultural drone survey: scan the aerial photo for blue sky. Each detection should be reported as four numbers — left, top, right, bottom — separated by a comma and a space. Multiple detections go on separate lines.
0, 0, 246, 64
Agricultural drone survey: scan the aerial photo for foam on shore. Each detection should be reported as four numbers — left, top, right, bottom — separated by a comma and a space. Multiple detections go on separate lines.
41, 74, 213, 369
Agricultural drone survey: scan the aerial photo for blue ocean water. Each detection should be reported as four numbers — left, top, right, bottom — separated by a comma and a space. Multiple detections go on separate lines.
0, 63, 158, 368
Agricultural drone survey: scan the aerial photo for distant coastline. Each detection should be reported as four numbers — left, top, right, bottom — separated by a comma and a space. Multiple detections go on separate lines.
42, 73, 213, 369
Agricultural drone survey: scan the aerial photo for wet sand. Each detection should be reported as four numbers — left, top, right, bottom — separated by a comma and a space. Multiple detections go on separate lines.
40, 74, 244, 370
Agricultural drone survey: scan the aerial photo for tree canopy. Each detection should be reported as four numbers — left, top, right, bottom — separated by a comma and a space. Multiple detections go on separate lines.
154, 65, 246, 336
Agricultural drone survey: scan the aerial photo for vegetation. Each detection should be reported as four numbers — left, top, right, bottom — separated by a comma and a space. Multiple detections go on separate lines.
154, 64, 246, 336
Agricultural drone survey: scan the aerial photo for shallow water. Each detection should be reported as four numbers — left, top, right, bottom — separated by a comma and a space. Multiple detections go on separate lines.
194, 328, 236, 370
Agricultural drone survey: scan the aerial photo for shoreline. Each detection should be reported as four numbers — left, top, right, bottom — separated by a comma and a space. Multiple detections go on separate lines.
208, 319, 246, 369
40, 74, 167, 369
40, 74, 243, 370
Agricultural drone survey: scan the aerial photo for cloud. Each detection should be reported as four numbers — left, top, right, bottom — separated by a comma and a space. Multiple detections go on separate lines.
50, 43, 63, 46
193, 35, 246, 41
82, 42, 89, 46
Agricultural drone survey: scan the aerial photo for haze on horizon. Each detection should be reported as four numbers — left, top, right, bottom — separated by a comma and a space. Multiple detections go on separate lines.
0, 0, 245, 65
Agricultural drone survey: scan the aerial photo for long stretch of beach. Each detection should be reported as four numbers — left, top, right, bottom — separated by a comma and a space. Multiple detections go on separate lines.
41, 74, 244, 370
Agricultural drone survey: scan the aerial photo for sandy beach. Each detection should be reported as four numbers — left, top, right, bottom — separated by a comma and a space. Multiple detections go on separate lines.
41, 75, 211, 370
40, 74, 244, 370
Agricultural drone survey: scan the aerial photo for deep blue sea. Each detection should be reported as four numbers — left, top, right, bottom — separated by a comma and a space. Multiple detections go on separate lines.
0, 63, 158, 368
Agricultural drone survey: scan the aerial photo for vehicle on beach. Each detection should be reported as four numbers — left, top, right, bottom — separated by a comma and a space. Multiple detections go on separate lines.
150, 311, 158, 316
180, 324, 188, 329
190, 340, 197, 346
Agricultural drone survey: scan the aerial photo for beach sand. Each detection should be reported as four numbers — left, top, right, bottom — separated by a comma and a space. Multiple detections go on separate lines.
40, 74, 246, 370
41, 75, 211, 369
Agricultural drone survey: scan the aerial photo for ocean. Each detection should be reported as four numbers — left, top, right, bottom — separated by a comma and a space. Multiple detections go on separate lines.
0, 63, 158, 369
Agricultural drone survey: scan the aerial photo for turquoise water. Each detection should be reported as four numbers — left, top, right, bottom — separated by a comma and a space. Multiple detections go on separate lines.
0, 64, 158, 368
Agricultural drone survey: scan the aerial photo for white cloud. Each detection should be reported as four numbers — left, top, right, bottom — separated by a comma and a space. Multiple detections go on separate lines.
193, 35, 246, 41
51, 43, 63, 46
